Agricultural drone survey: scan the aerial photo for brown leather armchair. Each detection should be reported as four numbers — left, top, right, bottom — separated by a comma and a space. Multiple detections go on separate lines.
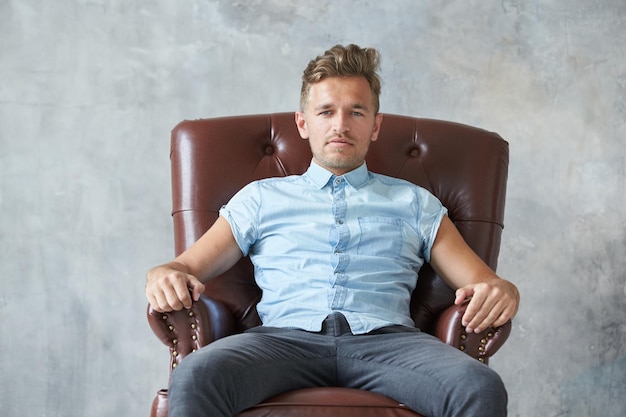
147, 113, 512, 417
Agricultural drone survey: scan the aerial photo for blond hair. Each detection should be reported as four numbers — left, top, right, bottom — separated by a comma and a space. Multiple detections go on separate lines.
300, 44, 382, 113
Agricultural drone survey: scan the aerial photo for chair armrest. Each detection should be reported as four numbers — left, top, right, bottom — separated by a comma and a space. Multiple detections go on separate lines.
435, 302, 512, 364
147, 295, 236, 371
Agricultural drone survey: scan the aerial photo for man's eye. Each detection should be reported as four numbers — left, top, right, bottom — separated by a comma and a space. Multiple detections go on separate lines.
352, 112, 364, 117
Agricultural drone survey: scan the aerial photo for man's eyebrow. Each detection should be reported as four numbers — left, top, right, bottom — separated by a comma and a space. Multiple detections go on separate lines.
313, 103, 333, 111
313, 103, 371, 111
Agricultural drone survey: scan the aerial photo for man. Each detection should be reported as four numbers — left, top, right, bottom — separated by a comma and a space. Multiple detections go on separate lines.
146, 44, 520, 417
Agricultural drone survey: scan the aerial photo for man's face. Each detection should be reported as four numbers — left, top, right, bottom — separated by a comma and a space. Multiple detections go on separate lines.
295, 76, 383, 176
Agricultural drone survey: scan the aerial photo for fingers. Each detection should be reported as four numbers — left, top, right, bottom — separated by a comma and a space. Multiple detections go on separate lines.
173, 276, 206, 308
460, 281, 517, 333
463, 297, 503, 334
454, 287, 473, 305
190, 279, 206, 302
172, 279, 195, 310
146, 268, 203, 312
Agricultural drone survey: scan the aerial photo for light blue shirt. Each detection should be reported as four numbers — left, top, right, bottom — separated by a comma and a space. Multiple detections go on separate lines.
219, 161, 447, 334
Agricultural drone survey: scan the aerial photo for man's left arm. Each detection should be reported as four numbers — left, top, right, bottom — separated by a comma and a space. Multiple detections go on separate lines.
429, 215, 520, 334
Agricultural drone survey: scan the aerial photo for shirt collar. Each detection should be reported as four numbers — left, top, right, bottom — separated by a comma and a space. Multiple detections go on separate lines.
306, 160, 370, 190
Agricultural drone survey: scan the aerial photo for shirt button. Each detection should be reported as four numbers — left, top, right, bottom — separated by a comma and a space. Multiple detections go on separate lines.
337, 219, 344, 225
335, 178, 342, 185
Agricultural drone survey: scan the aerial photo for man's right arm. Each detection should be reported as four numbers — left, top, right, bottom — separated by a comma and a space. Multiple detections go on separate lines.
145, 216, 244, 312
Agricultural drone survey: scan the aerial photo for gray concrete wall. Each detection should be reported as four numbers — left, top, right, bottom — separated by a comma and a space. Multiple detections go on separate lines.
1, 1, 624, 416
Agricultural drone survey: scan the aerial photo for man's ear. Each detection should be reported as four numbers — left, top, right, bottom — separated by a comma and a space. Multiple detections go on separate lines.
295, 111, 309, 139
370, 113, 384, 142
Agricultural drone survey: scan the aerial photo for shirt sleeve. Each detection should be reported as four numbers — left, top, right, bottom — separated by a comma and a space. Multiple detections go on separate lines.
218, 181, 261, 257
417, 188, 448, 263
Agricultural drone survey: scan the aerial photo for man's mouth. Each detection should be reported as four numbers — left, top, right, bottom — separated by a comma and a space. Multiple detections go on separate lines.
327, 137, 352, 147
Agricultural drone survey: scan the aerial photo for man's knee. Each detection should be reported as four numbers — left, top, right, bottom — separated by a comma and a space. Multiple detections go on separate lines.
168, 345, 251, 417
473, 363, 506, 393
171, 341, 244, 386
453, 362, 508, 416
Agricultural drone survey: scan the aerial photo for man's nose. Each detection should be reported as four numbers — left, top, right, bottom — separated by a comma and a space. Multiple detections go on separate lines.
333, 112, 350, 134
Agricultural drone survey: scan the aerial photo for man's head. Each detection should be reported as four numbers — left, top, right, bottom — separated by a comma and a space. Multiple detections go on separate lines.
296, 44, 384, 176
300, 44, 382, 114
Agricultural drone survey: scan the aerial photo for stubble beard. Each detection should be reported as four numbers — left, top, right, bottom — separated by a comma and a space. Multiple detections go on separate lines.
315, 141, 366, 173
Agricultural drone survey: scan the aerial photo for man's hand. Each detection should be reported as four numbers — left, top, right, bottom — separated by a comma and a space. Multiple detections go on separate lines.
145, 217, 243, 312
429, 215, 520, 334
454, 278, 519, 334
146, 263, 206, 312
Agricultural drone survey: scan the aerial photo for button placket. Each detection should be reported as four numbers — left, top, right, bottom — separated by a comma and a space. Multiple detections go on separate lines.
329, 176, 350, 309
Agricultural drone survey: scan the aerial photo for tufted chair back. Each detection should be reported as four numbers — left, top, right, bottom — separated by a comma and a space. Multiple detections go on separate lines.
148, 112, 510, 417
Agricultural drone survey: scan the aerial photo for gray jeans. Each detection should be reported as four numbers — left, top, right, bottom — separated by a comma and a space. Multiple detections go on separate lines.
169, 313, 507, 417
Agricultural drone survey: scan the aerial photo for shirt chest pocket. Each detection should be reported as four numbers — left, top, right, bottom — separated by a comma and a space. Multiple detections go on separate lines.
357, 217, 403, 258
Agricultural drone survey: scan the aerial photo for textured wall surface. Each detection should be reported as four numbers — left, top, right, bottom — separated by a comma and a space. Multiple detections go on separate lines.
1, 1, 625, 416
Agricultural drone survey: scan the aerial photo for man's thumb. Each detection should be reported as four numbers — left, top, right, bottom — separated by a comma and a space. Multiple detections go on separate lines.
189, 278, 206, 301
455, 286, 474, 305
